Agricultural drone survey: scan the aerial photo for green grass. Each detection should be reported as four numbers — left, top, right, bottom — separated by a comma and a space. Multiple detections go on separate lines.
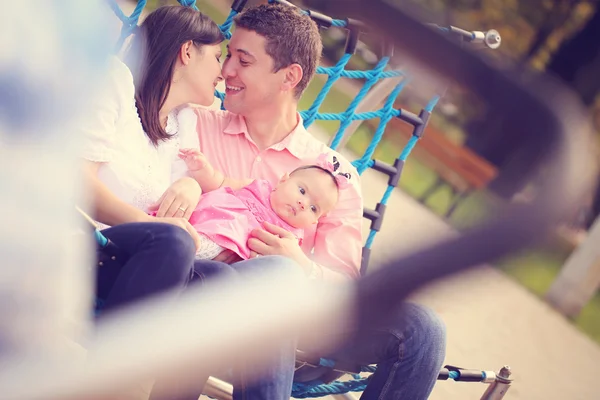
577, 295, 600, 344
497, 250, 600, 344
498, 251, 566, 296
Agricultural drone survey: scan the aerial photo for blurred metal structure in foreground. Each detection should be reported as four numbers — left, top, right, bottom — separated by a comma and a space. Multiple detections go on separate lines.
0, 0, 596, 399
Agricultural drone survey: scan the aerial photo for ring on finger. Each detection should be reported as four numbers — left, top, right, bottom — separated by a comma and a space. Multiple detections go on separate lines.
178, 206, 187, 213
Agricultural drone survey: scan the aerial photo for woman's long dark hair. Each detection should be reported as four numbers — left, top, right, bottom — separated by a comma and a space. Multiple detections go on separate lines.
125, 6, 224, 146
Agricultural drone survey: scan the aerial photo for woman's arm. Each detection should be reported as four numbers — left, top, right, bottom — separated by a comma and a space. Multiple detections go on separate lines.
84, 161, 203, 248
82, 160, 152, 226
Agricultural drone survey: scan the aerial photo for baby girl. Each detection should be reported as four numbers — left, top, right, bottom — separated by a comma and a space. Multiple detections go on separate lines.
177, 149, 351, 261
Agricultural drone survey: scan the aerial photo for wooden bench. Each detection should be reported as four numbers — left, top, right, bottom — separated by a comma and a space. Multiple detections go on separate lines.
366, 114, 499, 217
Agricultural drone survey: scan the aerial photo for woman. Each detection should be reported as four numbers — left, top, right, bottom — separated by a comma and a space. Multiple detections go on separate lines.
82, 5, 225, 314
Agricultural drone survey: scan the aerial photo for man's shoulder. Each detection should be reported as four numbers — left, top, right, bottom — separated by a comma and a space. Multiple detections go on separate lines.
297, 134, 358, 175
189, 106, 239, 133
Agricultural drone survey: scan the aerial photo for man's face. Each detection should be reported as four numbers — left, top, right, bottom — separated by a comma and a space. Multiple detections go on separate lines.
222, 28, 286, 116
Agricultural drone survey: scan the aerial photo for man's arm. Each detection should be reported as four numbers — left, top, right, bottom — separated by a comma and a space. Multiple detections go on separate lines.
310, 182, 363, 280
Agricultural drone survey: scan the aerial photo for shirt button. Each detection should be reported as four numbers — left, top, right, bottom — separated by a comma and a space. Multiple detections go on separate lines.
256, 156, 262, 162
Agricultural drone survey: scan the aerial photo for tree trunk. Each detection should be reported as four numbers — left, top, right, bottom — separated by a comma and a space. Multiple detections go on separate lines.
546, 214, 600, 317
524, 0, 582, 62
547, 6, 600, 106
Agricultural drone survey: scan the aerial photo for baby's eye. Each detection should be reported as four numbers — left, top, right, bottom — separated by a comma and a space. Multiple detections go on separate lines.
310, 205, 317, 213
299, 187, 306, 195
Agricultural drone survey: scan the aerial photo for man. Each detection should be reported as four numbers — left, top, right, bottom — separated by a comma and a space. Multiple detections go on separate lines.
190, 4, 446, 399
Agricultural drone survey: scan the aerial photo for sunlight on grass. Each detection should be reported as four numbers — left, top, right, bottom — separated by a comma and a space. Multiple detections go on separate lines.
576, 295, 600, 344
496, 249, 600, 344
497, 251, 566, 295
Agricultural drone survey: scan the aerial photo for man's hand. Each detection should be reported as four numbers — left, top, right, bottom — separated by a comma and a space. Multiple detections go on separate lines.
149, 177, 201, 219
179, 148, 211, 172
248, 222, 311, 273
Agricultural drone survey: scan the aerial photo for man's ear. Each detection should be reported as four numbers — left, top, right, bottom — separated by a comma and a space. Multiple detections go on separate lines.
178, 40, 194, 66
281, 63, 303, 93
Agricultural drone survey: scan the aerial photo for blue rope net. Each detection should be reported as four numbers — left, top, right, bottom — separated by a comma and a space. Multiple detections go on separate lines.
106, 0, 449, 397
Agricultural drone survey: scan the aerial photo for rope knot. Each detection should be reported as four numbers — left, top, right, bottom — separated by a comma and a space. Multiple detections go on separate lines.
179, 0, 197, 7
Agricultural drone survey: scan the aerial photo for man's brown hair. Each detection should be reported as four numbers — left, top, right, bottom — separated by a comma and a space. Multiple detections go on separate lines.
234, 3, 322, 98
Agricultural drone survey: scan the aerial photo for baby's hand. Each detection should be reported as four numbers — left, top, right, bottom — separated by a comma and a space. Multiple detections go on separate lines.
179, 148, 210, 171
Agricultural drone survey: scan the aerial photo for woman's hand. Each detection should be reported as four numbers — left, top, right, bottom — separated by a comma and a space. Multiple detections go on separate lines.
149, 177, 201, 219
155, 216, 203, 250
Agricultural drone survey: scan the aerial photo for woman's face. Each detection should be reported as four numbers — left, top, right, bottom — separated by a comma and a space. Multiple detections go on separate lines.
181, 42, 223, 107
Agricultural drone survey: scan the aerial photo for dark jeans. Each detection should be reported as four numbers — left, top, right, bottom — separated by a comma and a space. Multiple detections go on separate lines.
95, 222, 196, 315
159, 258, 447, 400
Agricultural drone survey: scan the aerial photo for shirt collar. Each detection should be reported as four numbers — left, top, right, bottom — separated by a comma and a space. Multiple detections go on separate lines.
223, 112, 314, 159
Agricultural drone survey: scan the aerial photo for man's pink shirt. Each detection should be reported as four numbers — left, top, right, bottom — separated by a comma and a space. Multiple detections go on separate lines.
193, 108, 363, 279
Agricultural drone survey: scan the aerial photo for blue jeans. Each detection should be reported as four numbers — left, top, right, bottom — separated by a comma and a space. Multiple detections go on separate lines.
300, 303, 447, 400
177, 257, 447, 400
95, 222, 196, 315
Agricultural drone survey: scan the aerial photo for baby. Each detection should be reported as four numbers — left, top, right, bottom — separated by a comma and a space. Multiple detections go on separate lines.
177, 149, 351, 261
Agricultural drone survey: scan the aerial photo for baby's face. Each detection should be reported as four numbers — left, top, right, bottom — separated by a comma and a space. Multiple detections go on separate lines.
270, 168, 339, 229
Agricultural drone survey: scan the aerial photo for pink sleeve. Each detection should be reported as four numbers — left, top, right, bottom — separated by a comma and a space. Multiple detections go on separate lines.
311, 174, 363, 280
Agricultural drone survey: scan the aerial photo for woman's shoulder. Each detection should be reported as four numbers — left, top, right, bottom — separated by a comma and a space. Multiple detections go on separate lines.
107, 56, 133, 78
103, 56, 135, 96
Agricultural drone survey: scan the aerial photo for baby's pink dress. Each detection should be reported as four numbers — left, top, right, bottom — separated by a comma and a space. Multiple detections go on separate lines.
188, 180, 304, 259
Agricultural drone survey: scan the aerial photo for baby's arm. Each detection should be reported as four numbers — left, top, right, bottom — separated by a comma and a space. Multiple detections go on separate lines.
178, 148, 252, 192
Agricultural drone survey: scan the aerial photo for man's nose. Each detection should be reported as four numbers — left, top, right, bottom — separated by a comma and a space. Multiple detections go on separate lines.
221, 59, 235, 79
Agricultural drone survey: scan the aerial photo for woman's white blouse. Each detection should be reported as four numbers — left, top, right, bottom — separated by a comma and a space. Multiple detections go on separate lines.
80, 57, 199, 213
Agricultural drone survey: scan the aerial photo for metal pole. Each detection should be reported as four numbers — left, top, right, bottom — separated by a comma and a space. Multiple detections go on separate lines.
203, 376, 233, 400
480, 366, 512, 400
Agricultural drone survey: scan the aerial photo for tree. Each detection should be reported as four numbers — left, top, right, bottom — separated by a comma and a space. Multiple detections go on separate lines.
523, 0, 584, 62
546, 6, 600, 106
465, 2, 600, 199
